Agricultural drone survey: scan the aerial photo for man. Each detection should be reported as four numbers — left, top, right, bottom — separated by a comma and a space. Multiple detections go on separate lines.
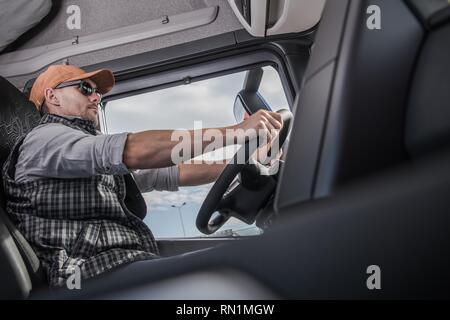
2, 64, 283, 287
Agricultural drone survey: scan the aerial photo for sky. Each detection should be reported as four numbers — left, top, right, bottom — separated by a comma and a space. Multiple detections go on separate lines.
102, 66, 289, 238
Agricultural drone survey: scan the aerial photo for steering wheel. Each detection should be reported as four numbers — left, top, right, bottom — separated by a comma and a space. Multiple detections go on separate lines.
196, 109, 293, 234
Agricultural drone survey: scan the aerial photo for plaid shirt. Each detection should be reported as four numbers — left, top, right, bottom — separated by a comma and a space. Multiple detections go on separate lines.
2, 114, 159, 287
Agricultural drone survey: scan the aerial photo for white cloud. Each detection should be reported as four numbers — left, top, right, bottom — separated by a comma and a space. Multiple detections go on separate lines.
149, 205, 169, 212
142, 184, 212, 208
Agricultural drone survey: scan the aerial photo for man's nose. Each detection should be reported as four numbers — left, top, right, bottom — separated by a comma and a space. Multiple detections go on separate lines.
89, 93, 100, 104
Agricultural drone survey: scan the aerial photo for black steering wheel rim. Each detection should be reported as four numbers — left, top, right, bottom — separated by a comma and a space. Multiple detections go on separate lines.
196, 109, 293, 235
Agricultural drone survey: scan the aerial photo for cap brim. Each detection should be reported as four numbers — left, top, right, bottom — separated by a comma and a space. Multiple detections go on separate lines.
66, 69, 115, 94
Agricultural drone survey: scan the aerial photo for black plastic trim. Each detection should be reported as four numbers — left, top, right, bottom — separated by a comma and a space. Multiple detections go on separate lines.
104, 49, 293, 107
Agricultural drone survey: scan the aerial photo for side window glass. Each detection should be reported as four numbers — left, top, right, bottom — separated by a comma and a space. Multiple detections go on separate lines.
259, 66, 290, 112
100, 65, 289, 238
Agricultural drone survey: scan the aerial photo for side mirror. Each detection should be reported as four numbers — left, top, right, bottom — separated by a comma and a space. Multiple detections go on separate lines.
233, 95, 247, 123
233, 67, 270, 123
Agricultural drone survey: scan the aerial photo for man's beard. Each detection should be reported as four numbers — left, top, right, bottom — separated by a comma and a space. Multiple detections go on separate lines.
83, 109, 99, 127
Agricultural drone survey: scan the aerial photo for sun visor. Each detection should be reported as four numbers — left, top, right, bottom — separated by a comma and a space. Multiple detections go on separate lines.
0, 0, 52, 52
227, 0, 326, 37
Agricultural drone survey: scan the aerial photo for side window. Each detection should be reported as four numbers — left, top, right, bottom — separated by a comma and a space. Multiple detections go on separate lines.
101, 65, 289, 239
259, 66, 290, 112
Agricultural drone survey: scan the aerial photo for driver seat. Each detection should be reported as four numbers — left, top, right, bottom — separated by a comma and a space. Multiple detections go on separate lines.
0, 76, 45, 299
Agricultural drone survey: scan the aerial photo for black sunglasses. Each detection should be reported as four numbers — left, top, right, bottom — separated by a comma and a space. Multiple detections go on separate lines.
56, 80, 102, 100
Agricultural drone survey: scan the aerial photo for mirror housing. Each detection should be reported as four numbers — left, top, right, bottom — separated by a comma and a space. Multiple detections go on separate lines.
233, 91, 271, 122
233, 67, 271, 122
233, 95, 247, 123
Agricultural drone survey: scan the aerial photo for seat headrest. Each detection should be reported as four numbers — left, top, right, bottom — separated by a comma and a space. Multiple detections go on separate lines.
406, 0, 450, 30
0, 77, 41, 169
405, 22, 450, 158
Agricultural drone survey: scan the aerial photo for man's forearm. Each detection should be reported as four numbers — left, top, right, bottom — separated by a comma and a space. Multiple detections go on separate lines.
123, 127, 231, 170
122, 110, 283, 170
179, 162, 227, 186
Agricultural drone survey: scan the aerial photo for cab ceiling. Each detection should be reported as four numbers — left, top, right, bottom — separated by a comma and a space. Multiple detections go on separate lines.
2, 0, 243, 89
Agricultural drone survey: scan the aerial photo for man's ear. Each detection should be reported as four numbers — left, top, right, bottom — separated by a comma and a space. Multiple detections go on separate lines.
44, 88, 60, 107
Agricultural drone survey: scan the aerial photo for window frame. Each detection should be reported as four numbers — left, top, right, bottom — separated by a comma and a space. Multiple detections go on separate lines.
101, 47, 295, 111
97, 45, 300, 240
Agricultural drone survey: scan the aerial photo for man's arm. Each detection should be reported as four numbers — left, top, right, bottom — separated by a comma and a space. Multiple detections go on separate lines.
15, 123, 130, 182
178, 162, 226, 186
123, 110, 283, 170
132, 166, 180, 192
177, 139, 284, 187
130, 163, 224, 193
15, 110, 282, 182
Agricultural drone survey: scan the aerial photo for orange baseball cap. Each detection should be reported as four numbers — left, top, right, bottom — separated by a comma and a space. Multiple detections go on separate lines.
29, 64, 115, 110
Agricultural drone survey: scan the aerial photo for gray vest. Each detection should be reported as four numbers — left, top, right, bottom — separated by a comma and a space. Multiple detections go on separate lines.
2, 114, 158, 287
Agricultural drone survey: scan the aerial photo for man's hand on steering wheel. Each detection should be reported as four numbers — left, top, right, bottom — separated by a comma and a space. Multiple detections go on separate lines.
196, 109, 292, 235
231, 109, 284, 144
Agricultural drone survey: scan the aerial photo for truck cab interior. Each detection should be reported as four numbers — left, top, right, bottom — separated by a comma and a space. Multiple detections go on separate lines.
0, 0, 450, 299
